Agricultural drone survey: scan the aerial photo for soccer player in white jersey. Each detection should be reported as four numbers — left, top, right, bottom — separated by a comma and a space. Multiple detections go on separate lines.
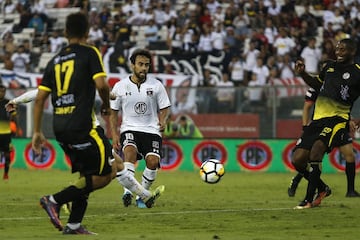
110, 48, 171, 208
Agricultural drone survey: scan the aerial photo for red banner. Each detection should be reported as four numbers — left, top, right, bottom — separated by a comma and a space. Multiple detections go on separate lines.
189, 114, 259, 138
276, 119, 302, 138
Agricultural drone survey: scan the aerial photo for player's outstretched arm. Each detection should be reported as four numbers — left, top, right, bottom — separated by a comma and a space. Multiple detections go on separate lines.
295, 60, 322, 90
5, 89, 39, 112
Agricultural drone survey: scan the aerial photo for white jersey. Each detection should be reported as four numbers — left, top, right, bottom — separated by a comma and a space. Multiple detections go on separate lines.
110, 75, 171, 136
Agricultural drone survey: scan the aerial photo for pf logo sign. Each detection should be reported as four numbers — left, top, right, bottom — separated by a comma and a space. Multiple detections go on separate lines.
329, 141, 360, 171
237, 141, 272, 171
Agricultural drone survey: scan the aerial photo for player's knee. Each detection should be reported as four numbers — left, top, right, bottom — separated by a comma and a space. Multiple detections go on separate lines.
309, 149, 324, 162
292, 160, 306, 173
73, 175, 93, 193
145, 155, 160, 169
91, 174, 113, 190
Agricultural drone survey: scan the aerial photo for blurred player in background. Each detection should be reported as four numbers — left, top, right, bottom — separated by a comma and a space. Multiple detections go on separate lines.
0, 84, 18, 180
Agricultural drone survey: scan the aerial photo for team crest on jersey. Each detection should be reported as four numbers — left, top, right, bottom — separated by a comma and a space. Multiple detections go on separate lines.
152, 141, 159, 148
135, 102, 147, 114
342, 72, 350, 80
340, 85, 350, 100
54, 56, 61, 64
146, 89, 153, 96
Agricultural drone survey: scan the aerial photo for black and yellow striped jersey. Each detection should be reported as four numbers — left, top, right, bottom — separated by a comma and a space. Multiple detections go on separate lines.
312, 60, 360, 121
39, 43, 106, 133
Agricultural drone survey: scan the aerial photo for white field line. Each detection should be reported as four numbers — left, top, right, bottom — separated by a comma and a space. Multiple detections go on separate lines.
0, 207, 296, 221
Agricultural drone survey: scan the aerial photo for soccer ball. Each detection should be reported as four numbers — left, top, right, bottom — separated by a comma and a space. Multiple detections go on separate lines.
199, 159, 225, 184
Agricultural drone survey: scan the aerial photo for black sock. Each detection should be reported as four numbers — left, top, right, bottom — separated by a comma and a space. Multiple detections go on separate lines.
53, 175, 93, 205
4, 154, 10, 174
68, 193, 89, 224
305, 163, 321, 202
302, 170, 327, 192
346, 162, 355, 192
293, 173, 303, 184
53, 186, 86, 205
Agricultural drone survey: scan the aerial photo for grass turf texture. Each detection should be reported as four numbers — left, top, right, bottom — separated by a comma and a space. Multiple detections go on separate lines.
0, 169, 359, 240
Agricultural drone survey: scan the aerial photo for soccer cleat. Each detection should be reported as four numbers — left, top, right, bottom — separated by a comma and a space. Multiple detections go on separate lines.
293, 200, 312, 209
345, 190, 360, 197
136, 198, 147, 209
3, 173, 9, 180
313, 185, 332, 207
287, 179, 298, 197
122, 192, 133, 207
39, 196, 63, 231
144, 185, 165, 208
63, 225, 97, 235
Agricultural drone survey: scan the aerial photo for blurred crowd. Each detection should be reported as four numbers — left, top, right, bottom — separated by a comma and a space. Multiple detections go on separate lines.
1, 0, 360, 112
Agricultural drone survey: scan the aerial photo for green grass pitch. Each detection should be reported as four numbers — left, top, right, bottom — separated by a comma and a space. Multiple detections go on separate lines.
0, 169, 359, 240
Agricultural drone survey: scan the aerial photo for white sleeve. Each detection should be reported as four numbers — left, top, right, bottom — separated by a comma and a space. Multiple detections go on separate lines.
157, 82, 171, 109
11, 89, 39, 104
110, 83, 121, 111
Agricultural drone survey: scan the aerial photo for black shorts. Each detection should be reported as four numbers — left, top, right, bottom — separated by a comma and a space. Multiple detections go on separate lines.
0, 133, 11, 152
56, 126, 112, 176
120, 131, 162, 160
294, 117, 352, 153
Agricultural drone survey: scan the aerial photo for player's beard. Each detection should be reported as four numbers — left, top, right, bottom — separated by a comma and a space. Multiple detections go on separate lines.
134, 71, 147, 82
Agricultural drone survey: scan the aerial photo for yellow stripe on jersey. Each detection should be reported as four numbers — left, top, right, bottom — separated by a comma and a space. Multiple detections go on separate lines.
89, 45, 106, 78
93, 72, 106, 80
91, 111, 97, 129
355, 64, 360, 70
313, 96, 351, 120
90, 128, 105, 174
328, 121, 347, 148
38, 85, 52, 92
315, 75, 323, 84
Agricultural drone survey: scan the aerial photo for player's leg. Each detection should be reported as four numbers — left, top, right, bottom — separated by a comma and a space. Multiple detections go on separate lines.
340, 143, 360, 197
1, 134, 11, 180
135, 133, 162, 208
289, 148, 308, 197
40, 172, 111, 233
306, 139, 328, 206
291, 148, 329, 197
119, 144, 138, 206
40, 128, 113, 233
142, 155, 159, 190
135, 154, 160, 208
113, 149, 164, 208
3, 150, 10, 180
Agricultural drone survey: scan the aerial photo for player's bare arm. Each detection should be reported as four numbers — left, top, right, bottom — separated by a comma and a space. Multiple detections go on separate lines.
158, 107, 171, 132
109, 108, 121, 151
295, 60, 322, 90
95, 76, 111, 116
32, 89, 49, 155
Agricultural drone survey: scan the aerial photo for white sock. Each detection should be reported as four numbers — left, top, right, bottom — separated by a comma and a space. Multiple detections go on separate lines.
116, 168, 151, 200
67, 223, 80, 230
142, 167, 157, 190
49, 195, 57, 204
123, 162, 135, 194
